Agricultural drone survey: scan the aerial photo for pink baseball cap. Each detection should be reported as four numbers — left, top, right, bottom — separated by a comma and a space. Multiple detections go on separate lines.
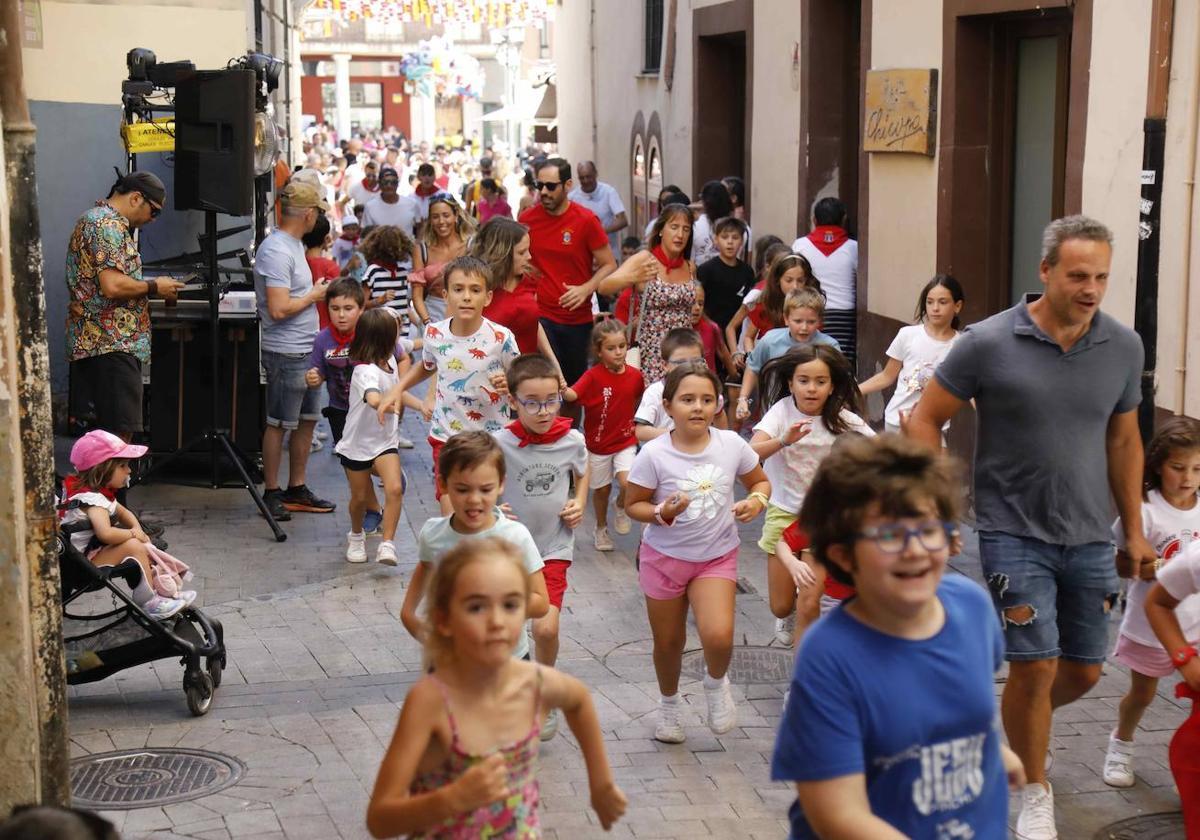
70, 430, 148, 472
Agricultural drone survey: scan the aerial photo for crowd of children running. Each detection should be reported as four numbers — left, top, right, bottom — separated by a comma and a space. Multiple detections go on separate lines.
58, 180, 1200, 839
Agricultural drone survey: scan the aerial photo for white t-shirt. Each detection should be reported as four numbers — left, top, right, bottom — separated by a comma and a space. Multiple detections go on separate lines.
417, 511, 544, 660
1157, 542, 1200, 643
692, 215, 718, 267
334, 362, 400, 462
361, 195, 419, 237
62, 491, 116, 553
421, 317, 520, 440
568, 182, 625, 254
792, 235, 858, 311
627, 428, 759, 561
347, 179, 380, 209
754, 401, 874, 514
634, 379, 724, 431
1113, 490, 1200, 646
882, 324, 962, 428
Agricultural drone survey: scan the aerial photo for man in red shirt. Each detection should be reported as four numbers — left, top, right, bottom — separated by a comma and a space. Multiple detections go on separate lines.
520, 158, 617, 391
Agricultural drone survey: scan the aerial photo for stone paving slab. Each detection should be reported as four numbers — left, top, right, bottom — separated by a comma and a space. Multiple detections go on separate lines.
61, 412, 1191, 839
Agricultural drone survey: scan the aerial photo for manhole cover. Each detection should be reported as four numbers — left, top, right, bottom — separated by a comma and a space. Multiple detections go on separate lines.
71, 748, 245, 809
681, 645, 793, 684
1093, 812, 1185, 839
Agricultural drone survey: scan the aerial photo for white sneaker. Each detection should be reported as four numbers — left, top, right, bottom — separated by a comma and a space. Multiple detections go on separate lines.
594, 526, 614, 551
376, 540, 398, 566
613, 508, 632, 535
396, 434, 415, 449
143, 595, 186, 620
704, 675, 737, 734
346, 532, 367, 563
177, 590, 198, 607
774, 614, 796, 646
654, 697, 686, 743
1015, 783, 1058, 840
1102, 732, 1136, 788
540, 709, 559, 742
313, 428, 328, 442
310, 437, 323, 453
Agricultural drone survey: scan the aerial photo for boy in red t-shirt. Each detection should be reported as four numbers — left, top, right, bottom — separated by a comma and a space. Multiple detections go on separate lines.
302, 214, 341, 330
776, 519, 857, 647
565, 319, 645, 552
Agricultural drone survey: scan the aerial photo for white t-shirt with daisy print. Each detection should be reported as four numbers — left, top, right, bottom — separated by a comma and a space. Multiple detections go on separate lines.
627, 428, 759, 562
754, 401, 874, 514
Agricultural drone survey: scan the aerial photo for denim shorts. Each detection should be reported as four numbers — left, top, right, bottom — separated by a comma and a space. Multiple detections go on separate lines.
262, 349, 322, 430
977, 531, 1120, 664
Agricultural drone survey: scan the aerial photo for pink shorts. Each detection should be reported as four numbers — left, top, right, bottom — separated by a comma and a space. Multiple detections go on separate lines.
1113, 633, 1198, 678
638, 542, 738, 600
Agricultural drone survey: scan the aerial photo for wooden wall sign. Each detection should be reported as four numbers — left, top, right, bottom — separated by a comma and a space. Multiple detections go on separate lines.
864, 68, 938, 156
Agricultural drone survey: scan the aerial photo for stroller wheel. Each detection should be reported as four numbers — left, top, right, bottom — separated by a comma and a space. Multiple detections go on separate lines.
185, 671, 214, 716
207, 656, 224, 689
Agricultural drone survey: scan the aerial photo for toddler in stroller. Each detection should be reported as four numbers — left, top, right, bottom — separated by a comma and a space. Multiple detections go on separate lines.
60, 430, 195, 620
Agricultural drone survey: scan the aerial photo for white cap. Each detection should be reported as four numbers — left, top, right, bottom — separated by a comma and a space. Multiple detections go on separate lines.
342, 213, 359, 227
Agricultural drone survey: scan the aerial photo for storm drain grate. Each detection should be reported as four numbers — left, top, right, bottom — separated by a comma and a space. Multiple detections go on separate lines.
1092, 812, 1185, 839
71, 748, 245, 809
682, 645, 793, 684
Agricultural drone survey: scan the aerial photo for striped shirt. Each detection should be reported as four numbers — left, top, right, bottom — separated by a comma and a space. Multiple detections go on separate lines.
363, 260, 411, 323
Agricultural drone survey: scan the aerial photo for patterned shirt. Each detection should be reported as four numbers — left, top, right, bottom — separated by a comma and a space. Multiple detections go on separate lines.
421, 316, 520, 441
65, 202, 151, 363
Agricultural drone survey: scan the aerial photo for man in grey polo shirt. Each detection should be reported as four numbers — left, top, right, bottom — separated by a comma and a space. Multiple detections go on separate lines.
254, 181, 337, 521
908, 215, 1155, 840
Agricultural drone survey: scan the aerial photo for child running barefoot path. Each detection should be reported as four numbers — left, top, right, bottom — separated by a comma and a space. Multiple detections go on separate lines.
564, 319, 645, 552
495, 354, 589, 740
772, 434, 1024, 839
625, 362, 770, 742
401, 432, 550, 663
1101, 417, 1200, 787
367, 538, 626, 838
377, 255, 520, 515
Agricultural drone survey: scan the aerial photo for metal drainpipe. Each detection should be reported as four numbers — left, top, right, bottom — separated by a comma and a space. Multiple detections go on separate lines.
0, 0, 71, 804
1135, 0, 1176, 439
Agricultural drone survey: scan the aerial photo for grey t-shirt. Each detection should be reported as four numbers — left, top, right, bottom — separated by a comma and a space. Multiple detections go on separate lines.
494, 426, 588, 562
254, 230, 318, 354
935, 302, 1143, 546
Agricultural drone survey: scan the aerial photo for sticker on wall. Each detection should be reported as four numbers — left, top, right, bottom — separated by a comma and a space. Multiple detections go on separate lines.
1141, 198, 1154, 216
1141, 170, 1157, 185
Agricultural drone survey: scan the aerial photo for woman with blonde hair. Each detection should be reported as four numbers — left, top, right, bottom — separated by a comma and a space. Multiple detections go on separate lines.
411, 193, 475, 329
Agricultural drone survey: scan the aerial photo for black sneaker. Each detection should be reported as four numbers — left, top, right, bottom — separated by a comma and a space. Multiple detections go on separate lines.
281, 484, 336, 513
262, 488, 293, 521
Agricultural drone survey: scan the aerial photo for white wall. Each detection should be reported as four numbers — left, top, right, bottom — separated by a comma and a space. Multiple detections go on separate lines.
749, 0, 801, 242
864, 0, 942, 323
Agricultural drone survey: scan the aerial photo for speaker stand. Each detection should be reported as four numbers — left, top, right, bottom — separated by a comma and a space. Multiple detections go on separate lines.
135, 210, 286, 542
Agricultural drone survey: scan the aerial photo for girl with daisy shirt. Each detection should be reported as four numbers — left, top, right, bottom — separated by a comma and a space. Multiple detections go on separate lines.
624, 362, 770, 744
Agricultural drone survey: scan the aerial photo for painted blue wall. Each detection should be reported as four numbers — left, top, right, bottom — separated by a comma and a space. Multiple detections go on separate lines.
30, 100, 253, 401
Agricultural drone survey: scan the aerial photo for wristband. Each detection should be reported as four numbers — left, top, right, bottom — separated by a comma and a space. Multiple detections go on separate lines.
147, 278, 158, 297
653, 502, 675, 527
1173, 645, 1199, 668
748, 491, 769, 509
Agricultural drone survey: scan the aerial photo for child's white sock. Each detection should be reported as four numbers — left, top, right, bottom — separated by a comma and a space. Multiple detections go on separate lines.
660, 692, 679, 705
132, 578, 155, 604
703, 672, 725, 690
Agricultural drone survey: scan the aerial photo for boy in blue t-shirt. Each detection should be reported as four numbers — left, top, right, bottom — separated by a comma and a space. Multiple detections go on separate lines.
771, 434, 1023, 840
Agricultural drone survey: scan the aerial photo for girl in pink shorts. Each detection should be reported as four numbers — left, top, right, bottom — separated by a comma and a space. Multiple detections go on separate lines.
1103, 417, 1200, 788
623, 362, 770, 744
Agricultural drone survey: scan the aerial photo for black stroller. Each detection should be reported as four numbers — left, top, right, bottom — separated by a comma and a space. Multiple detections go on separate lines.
58, 522, 226, 716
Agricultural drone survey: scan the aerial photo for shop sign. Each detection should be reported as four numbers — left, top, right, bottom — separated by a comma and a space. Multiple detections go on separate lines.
864, 68, 938, 156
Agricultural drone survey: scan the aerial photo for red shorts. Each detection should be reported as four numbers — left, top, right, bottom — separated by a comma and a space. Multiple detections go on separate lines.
429, 436, 445, 499
542, 559, 570, 609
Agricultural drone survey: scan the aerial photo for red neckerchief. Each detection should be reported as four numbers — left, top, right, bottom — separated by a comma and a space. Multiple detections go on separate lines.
415, 183, 439, 198
339, 232, 359, 244
651, 245, 684, 271
330, 325, 355, 353
807, 225, 849, 257
506, 417, 573, 447
64, 474, 116, 502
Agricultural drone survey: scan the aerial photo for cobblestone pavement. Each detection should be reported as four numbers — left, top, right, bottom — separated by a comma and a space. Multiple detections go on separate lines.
62, 413, 1191, 839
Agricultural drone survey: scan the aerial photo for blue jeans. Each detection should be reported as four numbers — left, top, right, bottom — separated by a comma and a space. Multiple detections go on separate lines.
977, 531, 1120, 664
262, 349, 321, 430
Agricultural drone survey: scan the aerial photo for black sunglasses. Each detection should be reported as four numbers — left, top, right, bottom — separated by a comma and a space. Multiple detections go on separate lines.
536, 180, 563, 192
140, 193, 162, 218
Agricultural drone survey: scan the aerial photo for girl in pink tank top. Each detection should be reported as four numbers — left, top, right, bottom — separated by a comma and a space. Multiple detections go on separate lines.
366, 537, 626, 839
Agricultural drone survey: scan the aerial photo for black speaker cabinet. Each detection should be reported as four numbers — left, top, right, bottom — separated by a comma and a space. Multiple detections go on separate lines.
174, 69, 256, 216
149, 319, 262, 455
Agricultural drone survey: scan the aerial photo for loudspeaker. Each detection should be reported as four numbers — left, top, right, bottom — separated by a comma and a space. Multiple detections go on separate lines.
174, 70, 256, 216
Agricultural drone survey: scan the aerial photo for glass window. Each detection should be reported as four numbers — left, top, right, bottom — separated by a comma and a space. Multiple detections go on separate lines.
320, 82, 384, 133
644, 0, 664, 73
631, 135, 647, 236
